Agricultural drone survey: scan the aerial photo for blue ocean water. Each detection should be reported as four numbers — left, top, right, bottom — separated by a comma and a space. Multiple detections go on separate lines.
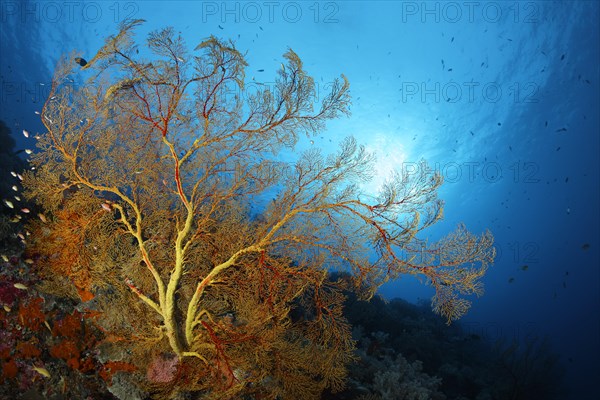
1, 1, 598, 398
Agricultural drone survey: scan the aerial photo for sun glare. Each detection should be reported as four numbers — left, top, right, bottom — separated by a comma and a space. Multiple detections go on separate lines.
361, 131, 408, 194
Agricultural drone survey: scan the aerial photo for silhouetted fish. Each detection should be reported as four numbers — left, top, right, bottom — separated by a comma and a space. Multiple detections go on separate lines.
74, 57, 87, 67
582, 243, 590, 250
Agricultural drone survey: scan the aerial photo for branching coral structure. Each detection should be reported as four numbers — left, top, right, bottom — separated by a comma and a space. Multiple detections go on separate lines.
21, 20, 495, 398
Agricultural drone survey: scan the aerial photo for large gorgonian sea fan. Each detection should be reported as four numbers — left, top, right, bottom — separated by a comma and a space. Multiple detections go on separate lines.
22, 19, 495, 398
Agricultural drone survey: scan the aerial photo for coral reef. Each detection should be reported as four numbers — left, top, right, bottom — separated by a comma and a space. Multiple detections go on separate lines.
322, 287, 568, 400
18, 21, 494, 399
351, 329, 446, 400
0, 246, 566, 399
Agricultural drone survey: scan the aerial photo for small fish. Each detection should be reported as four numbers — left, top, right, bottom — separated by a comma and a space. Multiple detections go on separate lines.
582, 243, 590, 250
565, 177, 569, 183
545, 121, 548, 127
560, 54, 565, 60
25, 149, 32, 155
1, 255, 8, 262
17, 174, 23, 181
555, 127, 567, 132
218, 25, 224, 29
14, 196, 20, 201
4, 200, 14, 209
21, 208, 30, 213
17, 233, 25, 240
32, 366, 51, 378
10, 171, 16, 177
508, 277, 515, 283
11, 186, 17, 191
14, 283, 28, 290
74, 57, 87, 67
521, 265, 528, 271
24, 259, 34, 264
563, 281, 567, 288
3, 305, 10, 312
101, 203, 112, 211
22, 130, 29, 138
34, 111, 40, 115
38, 213, 47, 223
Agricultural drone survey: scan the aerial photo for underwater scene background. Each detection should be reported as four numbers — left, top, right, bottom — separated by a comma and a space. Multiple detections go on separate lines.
0, 1, 598, 399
